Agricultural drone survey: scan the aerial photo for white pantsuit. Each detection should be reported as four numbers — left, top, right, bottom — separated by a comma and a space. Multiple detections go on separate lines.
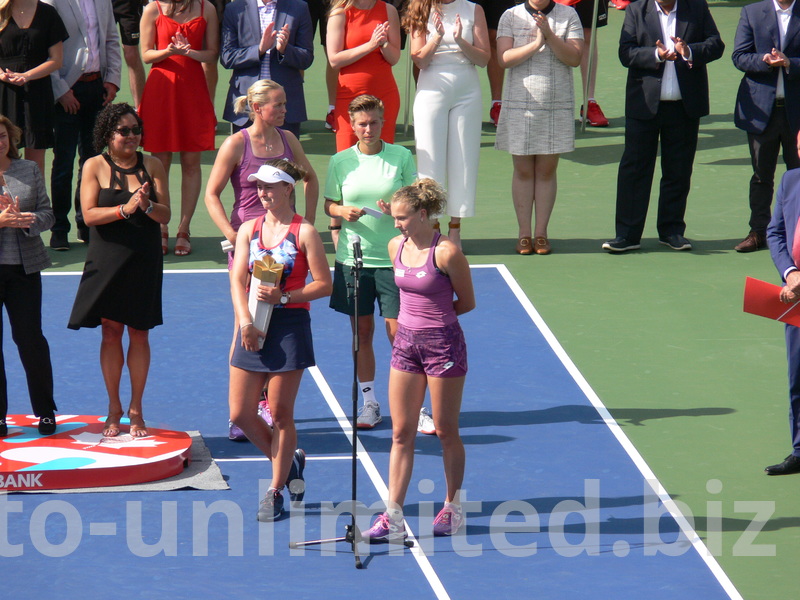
413, 0, 482, 219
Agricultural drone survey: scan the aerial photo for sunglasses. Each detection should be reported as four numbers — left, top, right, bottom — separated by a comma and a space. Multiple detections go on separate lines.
115, 126, 143, 137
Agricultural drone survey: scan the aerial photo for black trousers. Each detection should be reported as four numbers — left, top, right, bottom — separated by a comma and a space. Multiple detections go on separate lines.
614, 101, 699, 243
0, 265, 56, 419
747, 101, 800, 235
51, 78, 105, 235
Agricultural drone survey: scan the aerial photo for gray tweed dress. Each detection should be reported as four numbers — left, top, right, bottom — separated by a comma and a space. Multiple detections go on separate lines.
495, 2, 583, 156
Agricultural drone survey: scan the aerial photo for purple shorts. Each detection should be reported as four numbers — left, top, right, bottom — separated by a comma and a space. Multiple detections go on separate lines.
390, 322, 467, 378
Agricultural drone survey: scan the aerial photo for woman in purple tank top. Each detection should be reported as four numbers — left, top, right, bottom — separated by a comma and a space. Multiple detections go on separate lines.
204, 79, 319, 440
205, 79, 318, 254
364, 178, 476, 543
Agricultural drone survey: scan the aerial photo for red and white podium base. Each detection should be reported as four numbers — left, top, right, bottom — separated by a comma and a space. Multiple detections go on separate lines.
0, 414, 192, 491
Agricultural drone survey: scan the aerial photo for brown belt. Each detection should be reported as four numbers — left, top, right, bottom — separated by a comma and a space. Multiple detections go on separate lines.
77, 72, 101, 83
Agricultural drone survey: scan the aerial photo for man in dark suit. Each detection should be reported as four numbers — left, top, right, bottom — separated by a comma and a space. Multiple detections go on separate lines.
602, 0, 724, 253
732, 0, 800, 253
221, 0, 314, 136
765, 131, 800, 475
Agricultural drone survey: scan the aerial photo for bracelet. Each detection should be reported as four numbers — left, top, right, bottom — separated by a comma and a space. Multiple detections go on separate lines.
117, 205, 130, 220
240, 322, 253, 330
328, 225, 342, 231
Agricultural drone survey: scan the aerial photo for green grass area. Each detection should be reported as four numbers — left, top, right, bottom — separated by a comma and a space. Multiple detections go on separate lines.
44, 4, 795, 597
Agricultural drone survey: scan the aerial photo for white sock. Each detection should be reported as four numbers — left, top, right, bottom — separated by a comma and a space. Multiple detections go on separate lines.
361, 381, 377, 405
492, 99, 501, 105
387, 508, 404, 522
328, 104, 335, 111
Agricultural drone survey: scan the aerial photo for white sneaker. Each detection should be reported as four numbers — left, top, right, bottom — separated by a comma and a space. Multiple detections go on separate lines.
418, 407, 436, 435
357, 401, 382, 429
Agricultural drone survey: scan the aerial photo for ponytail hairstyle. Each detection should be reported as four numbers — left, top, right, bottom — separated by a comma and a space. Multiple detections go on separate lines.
233, 79, 284, 120
263, 158, 307, 186
390, 178, 446, 219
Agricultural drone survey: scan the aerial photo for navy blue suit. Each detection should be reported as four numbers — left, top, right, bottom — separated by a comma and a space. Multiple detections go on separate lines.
767, 168, 800, 457
613, 0, 724, 243
733, 0, 800, 235
221, 0, 314, 131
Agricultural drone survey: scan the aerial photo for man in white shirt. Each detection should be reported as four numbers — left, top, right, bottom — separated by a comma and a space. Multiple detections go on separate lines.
602, 0, 724, 253
45, 0, 122, 250
732, 0, 800, 253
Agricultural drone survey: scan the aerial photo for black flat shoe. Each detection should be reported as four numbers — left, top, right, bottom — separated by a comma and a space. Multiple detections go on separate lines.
0, 418, 7, 437
765, 454, 800, 475
38, 415, 56, 436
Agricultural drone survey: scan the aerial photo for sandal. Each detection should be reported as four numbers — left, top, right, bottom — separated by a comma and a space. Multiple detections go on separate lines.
103, 418, 121, 437
130, 423, 149, 437
161, 230, 168, 256
174, 231, 191, 256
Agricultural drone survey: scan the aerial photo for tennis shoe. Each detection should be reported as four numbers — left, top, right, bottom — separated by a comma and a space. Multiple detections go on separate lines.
363, 512, 407, 543
257, 488, 285, 522
433, 505, 464, 536
228, 420, 247, 441
418, 407, 436, 435
286, 448, 306, 502
357, 401, 382, 429
259, 393, 273, 427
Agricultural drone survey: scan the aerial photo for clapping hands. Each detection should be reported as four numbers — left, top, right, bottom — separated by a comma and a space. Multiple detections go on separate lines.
0, 193, 35, 229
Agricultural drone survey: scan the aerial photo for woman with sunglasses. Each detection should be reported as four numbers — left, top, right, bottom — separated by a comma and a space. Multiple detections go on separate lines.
68, 103, 171, 438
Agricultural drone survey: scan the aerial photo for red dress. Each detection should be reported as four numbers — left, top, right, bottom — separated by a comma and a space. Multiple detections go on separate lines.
139, 1, 217, 153
334, 0, 400, 151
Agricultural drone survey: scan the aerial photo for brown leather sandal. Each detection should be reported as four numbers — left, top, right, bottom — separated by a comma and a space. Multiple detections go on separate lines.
174, 231, 191, 256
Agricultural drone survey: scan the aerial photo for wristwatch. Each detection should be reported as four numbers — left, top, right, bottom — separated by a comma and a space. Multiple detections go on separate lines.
144, 201, 154, 214
280, 291, 291, 305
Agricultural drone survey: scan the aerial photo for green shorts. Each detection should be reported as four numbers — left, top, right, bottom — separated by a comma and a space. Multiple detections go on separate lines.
330, 262, 400, 318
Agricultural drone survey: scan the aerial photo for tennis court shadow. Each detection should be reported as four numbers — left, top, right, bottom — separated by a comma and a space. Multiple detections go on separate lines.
459, 405, 735, 428
607, 406, 735, 427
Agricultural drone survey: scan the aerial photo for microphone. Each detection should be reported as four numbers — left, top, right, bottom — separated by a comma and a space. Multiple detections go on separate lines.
350, 233, 363, 268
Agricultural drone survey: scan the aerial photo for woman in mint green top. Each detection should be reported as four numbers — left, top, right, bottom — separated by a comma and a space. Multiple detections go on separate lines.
324, 94, 416, 429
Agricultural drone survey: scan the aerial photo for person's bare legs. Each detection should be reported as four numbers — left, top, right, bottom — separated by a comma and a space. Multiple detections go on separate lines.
123, 44, 146, 109
532, 154, 560, 239
386, 369, 427, 510
429, 375, 465, 504
175, 151, 202, 254
153, 151, 173, 250
511, 155, 535, 239
99, 319, 125, 436
24, 148, 45, 178
264, 370, 303, 489
126, 326, 150, 436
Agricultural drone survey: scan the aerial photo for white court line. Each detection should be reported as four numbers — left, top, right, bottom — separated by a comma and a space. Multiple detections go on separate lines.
494, 263, 743, 600
308, 365, 451, 600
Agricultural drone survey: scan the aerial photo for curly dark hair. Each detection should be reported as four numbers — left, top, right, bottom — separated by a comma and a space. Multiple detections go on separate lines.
93, 103, 143, 153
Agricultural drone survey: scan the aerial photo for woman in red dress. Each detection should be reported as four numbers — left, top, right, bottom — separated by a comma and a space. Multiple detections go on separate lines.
326, 0, 401, 152
139, 0, 218, 256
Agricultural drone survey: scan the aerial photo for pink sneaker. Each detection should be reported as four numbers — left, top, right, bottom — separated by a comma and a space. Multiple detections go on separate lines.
363, 512, 407, 543
259, 393, 273, 427
433, 505, 464, 536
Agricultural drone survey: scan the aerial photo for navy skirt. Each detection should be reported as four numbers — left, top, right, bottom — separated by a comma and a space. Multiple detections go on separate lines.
230, 308, 315, 373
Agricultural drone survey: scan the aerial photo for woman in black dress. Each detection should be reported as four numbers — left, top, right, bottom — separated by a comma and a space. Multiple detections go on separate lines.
0, 0, 67, 174
68, 104, 171, 438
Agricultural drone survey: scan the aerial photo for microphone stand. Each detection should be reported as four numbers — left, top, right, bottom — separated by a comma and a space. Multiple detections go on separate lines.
289, 242, 379, 567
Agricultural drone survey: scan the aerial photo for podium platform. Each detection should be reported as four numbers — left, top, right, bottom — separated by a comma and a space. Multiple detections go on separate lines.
0, 414, 192, 491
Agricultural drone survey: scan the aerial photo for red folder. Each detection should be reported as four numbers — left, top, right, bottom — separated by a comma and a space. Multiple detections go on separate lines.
743, 277, 800, 327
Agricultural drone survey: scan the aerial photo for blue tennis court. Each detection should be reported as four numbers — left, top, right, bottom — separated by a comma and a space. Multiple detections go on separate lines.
1, 268, 740, 598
